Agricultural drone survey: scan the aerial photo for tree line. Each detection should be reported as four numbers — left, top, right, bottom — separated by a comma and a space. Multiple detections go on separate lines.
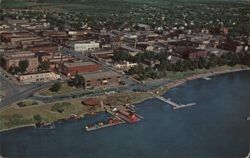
113, 51, 250, 81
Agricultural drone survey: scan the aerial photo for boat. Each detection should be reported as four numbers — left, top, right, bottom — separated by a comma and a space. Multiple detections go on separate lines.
202, 76, 211, 80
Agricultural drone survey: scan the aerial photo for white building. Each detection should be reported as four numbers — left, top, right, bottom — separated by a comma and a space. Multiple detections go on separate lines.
115, 62, 138, 70
73, 41, 100, 52
0, 24, 10, 29
18, 72, 60, 84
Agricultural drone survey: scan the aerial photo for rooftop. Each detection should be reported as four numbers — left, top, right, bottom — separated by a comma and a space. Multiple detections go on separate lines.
4, 50, 36, 58
81, 71, 120, 80
64, 61, 98, 68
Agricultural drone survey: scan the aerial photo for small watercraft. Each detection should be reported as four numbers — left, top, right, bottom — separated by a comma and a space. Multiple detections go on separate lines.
246, 117, 250, 121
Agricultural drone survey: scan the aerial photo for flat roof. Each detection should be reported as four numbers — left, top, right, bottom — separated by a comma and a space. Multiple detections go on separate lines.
4, 50, 34, 56
67, 40, 99, 46
64, 61, 97, 68
81, 71, 120, 80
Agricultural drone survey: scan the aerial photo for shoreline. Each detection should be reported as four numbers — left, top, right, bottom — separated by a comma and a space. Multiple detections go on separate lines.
0, 124, 35, 133
0, 67, 249, 133
154, 67, 250, 96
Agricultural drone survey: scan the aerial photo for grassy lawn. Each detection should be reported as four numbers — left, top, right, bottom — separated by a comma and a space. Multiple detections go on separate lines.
0, 92, 153, 131
105, 92, 154, 106
39, 83, 78, 96
0, 100, 89, 131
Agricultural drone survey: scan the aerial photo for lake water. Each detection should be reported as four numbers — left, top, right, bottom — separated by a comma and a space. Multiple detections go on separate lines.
1, 71, 250, 158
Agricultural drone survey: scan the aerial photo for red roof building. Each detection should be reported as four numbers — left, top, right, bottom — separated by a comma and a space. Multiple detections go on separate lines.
60, 61, 101, 76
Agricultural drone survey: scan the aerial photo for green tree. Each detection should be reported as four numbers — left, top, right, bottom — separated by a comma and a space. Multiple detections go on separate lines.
19, 60, 29, 73
38, 61, 50, 71
113, 51, 130, 62
49, 82, 61, 92
0, 54, 5, 68
73, 74, 85, 88
208, 54, 219, 68
51, 103, 65, 113
33, 114, 43, 122
8, 66, 20, 75
51, 102, 71, 113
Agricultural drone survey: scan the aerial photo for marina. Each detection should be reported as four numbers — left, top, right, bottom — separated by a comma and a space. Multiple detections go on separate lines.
85, 105, 143, 132
85, 117, 125, 132
1, 70, 249, 157
155, 96, 197, 110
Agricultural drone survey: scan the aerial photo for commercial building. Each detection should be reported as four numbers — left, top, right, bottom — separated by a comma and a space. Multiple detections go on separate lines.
28, 44, 58, 54
90, 50, 114, 61
69, 41, 100, 52
2, 50, 39, 72
82, 71, 121, 89
114, 62, 138, 70
61, 61, 101, 76
175, 47, 208, 60
18, 72, 60, 84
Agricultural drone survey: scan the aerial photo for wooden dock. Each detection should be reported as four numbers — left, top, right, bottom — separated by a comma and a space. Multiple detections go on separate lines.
85, 120, 125, 132
85, 105, 143, 132
107, 106, 143, 123
155, 96, 196, 110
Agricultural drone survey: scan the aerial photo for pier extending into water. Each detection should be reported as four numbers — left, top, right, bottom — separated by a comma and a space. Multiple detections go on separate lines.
155, 96, 196, 110
85, 118, 125, 132
85, 105, 142, 132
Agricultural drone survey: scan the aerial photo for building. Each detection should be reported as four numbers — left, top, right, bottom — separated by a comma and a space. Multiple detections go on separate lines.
61, 61, 101, 76
90, 50, 114, 61
175, 47, 208, 60
1, 32, 39, 48
49, 56, 76, 71
114, 61, 138, 70
28, 44, 58, 54
18, 72, 60, 84
1, 51, 39, 72
35, 52, 51, 62
69, 41, 100, 52
82, 71, 121, 89
218, 40, 245, 53
136, 24, 151, 31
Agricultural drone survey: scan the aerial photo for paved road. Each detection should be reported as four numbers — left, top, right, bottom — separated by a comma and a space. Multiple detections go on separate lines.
0, 46, 169, 107
0, 68, 54, 108
0, 82, 54, 108
30, 78, 170, 104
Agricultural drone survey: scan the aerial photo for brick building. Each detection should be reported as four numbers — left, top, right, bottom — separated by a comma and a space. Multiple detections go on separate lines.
28, 44, 58, 54
175, 47, 208, 60
82, 71, 121, 89
61, 61, 101, 76
1, 50, 39, 72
